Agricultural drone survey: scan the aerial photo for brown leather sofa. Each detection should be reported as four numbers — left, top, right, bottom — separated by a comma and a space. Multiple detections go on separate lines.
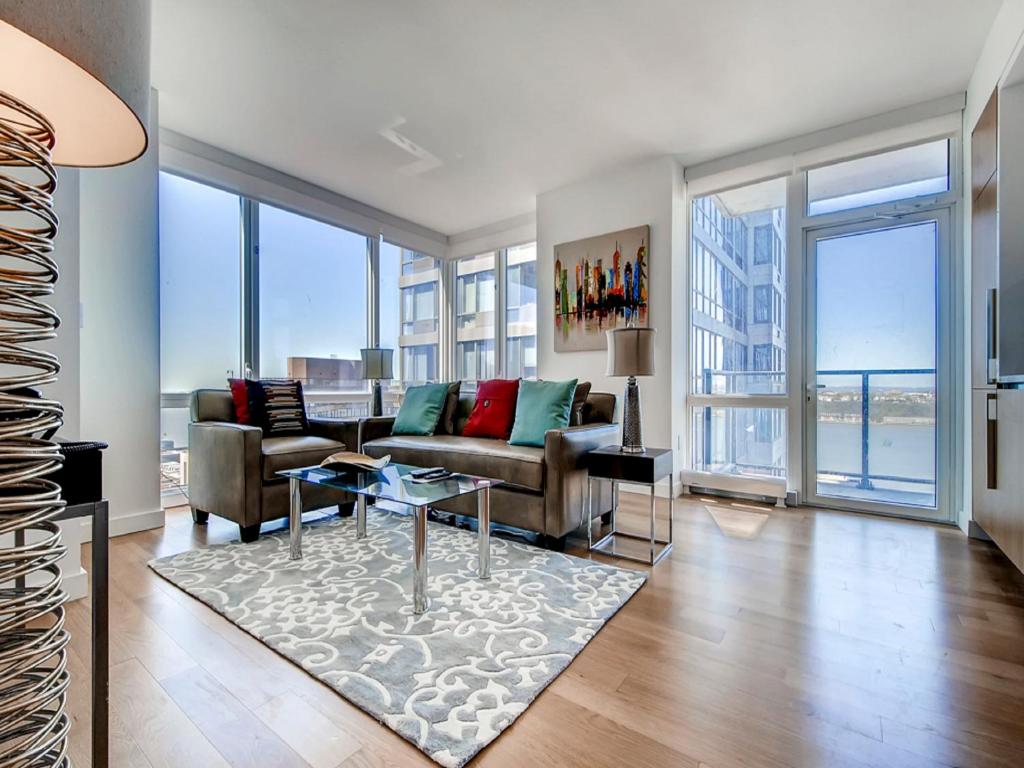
188, 389, 357, 541
359, 391, 619, 548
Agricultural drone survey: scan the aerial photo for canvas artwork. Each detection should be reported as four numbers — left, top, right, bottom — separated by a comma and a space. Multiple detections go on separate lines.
553, 224, 650, 352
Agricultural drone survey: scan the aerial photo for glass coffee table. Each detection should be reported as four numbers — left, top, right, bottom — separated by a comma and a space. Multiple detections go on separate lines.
277, 463, 501, 614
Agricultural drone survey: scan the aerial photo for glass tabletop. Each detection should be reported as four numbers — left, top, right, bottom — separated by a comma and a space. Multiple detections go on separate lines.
277, 463, 501, 507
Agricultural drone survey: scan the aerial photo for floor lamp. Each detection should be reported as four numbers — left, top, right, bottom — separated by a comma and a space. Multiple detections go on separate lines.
0, 4, 149, 765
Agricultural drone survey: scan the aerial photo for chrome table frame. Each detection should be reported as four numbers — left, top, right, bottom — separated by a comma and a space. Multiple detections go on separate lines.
586, 478, 673, 565
287, 478, 492, 615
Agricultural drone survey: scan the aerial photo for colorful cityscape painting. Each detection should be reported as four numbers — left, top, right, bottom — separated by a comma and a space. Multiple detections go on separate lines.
553, 224, 650, 352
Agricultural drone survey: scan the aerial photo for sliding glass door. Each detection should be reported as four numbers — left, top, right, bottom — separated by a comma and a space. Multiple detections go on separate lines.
804, 210, 952, 519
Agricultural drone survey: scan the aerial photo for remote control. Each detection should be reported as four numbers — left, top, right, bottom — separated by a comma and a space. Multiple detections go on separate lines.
410, 467, 446, 479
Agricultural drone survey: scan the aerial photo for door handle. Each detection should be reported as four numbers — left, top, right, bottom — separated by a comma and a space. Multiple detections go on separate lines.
987, 288, 998, 383
987, 392, 998, 490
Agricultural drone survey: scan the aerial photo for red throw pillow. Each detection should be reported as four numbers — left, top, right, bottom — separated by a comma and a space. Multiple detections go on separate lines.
228, 378, 251, 424
462, 379, 520, 439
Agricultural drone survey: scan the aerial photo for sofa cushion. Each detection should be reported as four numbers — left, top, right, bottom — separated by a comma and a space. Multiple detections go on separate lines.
393, 383, 449, 435
261, 435, 345, 481
247, 379, 309, 436
227, 378, 252, 424
570, 381, 592, 426
362, 435, 544, 491
509, 378, 577, 447
462, 379, 519, 439
435, 381, 462, 435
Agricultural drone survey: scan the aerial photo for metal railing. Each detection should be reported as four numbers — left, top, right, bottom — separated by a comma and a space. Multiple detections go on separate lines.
815, 368, 935, 492
696, 367, 936, 493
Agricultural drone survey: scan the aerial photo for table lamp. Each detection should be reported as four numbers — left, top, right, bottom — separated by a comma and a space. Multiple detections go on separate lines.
0, 2, 150, 764
361, 347, 394, 417
606, 327, 656, 453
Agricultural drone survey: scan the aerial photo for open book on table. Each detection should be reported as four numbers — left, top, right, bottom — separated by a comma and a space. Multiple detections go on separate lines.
319, 451, 390, 473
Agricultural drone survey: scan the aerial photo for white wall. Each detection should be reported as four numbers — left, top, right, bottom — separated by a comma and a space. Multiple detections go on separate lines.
44, 170, 81, 440
536, 156, 686, 480
961, 0, 1024, 531
78, 93, 162, 537
447, 212, 537, 259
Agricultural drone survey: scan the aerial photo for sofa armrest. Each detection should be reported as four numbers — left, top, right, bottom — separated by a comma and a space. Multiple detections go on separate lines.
357, 416, 396, 450
188, 421, 263, 527
543, 423, 619, 539
308, 417, 359, 449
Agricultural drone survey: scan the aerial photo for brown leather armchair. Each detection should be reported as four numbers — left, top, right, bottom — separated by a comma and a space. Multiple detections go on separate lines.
187, 389, 357, 542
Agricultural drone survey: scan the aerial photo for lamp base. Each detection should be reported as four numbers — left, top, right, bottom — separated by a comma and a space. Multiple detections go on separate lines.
621, 376, 644, 453
371, 380, 383, 418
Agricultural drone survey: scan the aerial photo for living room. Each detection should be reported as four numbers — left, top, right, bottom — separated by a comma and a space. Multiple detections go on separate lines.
3, 1, 1024, 767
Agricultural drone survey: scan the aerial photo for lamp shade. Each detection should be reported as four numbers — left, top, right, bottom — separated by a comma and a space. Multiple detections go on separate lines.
0, 0, 151, 167
361, 348, 394, 380
606, 327, 656, 377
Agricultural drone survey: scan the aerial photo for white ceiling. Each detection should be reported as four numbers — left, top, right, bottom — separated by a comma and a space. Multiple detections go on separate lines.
152, 0, 1001, 236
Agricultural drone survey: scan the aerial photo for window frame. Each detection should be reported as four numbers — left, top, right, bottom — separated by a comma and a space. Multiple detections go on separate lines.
157, 166, 540, 495
452, 244, 538, 384
684, 129, 962, 518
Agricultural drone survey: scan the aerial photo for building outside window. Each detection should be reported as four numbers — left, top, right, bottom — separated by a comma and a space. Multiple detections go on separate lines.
381, 242, 440, 390
455, 252, 496, 383
690, 178, 788, 478
505, 242, 537, 378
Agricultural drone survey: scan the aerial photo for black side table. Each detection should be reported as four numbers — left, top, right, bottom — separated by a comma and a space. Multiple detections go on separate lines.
54, 499, 109, 768
586, 446, 673, 565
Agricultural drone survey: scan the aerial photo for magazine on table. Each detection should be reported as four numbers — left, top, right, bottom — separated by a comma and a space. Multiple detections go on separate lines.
319, 451, 390, 473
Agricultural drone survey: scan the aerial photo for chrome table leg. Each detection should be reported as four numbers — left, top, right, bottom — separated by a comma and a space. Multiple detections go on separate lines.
289, 477, 302, 560
356, 494, 367, 539
478, 484, 491, 579
650, 482, 657, 565
413, 504, 429, 614
586, 475, 594, 549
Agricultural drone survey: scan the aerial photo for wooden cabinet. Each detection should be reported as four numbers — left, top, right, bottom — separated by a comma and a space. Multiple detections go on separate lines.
972, 89, 998, 201
973, 389, 1024, 572
971, 390, 1000, 537
971, 180, 998, 389
971, 85, 1024, 573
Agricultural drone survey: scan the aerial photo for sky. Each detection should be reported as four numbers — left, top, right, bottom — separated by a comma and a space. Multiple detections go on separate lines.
160, 172, 387, 391
815, 220, 937, 388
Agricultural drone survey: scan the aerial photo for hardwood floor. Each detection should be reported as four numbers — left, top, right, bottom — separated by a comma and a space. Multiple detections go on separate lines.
64, 494, 1024, 768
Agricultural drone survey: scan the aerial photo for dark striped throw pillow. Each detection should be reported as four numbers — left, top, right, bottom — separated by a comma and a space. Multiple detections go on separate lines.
246, 379, 309, 436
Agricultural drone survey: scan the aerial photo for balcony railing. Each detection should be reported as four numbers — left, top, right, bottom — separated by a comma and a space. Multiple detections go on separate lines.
695, 367, 937, 503
815, 368, 936, 499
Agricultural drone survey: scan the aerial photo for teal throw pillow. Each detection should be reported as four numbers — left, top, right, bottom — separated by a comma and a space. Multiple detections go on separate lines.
392, 383, 450, 436
508, 379, 578, 447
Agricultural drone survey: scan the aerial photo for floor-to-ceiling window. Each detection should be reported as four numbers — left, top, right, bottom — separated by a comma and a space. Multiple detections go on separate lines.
159, 169, 536, 497
505, 242, 537, 378
686, 134, 958, 522
158, 172, 243, 495
689, 177, 788, 480
455, 252, 496, 383
380, 241, 441, 396
257, 203, 369, 418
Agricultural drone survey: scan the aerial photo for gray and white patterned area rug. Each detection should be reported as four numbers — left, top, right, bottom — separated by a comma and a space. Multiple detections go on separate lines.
149, 509, 646, 767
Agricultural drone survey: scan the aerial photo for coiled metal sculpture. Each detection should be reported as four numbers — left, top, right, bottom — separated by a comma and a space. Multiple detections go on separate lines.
0, 91, 70, 766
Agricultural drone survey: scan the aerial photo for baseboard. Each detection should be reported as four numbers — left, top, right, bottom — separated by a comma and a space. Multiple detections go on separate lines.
968, 519, 993, 541
161, 490, 189, 509
681, 469, 787, 505
63, 566, 88, 601
78, 506, 165, 542
615, 479, 677, 499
